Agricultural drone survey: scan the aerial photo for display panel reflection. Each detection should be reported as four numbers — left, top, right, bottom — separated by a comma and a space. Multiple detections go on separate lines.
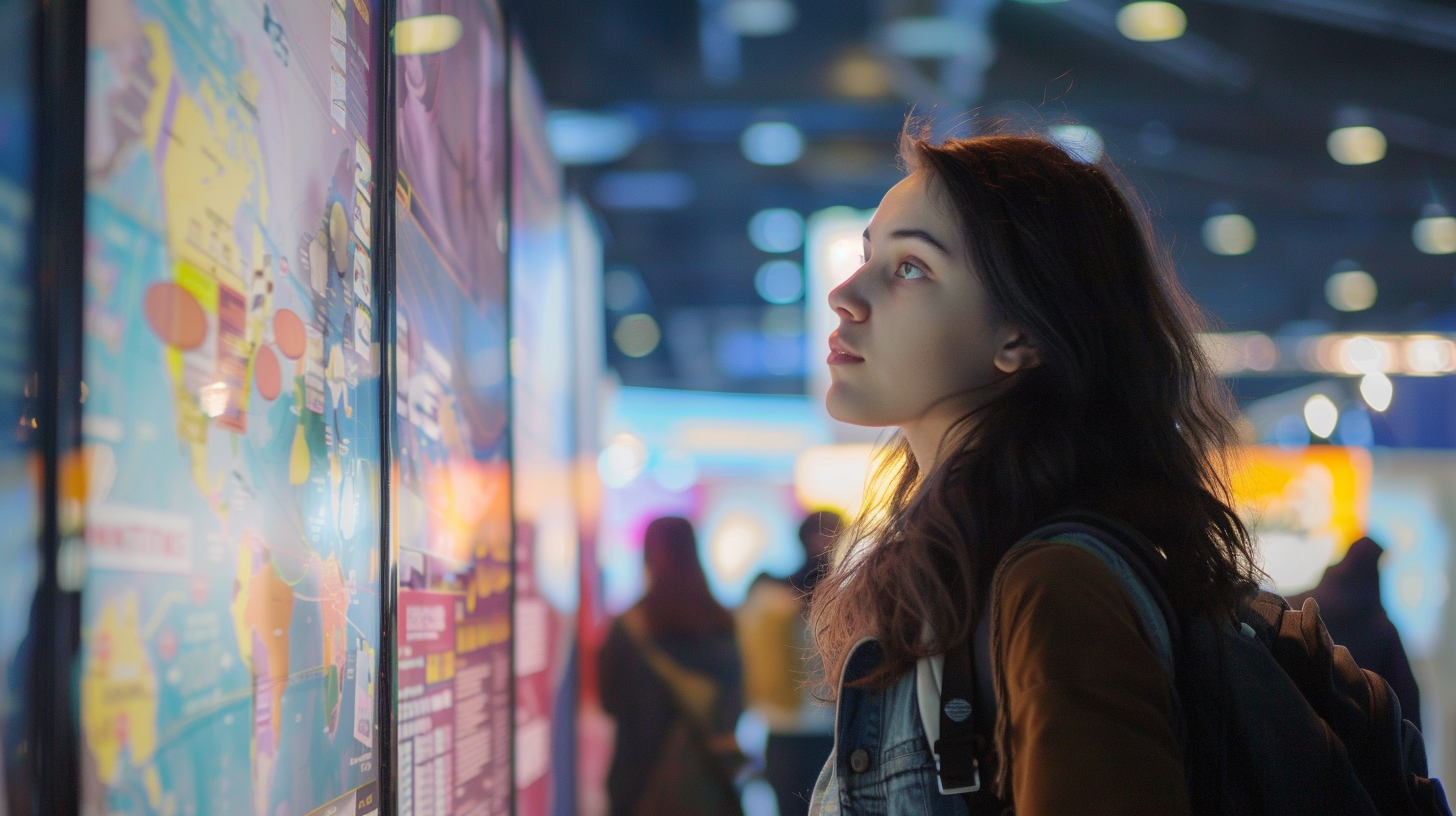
392, 0, 513, 812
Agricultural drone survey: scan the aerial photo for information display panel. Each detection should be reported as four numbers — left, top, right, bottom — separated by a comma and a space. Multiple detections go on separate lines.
0, 1, 38, 810
80, 0, 384, 810
391, 1, 513, 813
509, 40, 579, 816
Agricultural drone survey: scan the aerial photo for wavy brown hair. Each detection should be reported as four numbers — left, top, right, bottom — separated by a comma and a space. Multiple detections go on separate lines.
809, 130, 1259, 690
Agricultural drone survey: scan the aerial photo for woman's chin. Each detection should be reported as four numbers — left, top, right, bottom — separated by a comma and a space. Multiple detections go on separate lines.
825, 388, 887, 428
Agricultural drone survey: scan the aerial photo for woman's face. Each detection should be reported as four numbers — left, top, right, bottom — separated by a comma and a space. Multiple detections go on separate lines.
826, 171, 1029, 435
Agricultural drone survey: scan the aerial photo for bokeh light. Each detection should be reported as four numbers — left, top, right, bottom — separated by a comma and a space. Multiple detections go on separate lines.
1303, 394, 1339, 439
1116, 1, 1187, 41
1325, 267, 1377, 312
748, 208, 806, 253
613, 313, 661, 357
1202, 213, 1256, 256
741, 122, 804, 166
754, 259, 805, 304
1327, 126, 1386, 165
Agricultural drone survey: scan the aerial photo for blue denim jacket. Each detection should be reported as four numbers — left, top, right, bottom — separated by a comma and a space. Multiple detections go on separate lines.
806, 639, 968, 816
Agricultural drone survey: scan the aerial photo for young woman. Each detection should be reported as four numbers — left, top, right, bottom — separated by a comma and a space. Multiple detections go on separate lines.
806, 132, 1259, 815
599, 516, 744, 816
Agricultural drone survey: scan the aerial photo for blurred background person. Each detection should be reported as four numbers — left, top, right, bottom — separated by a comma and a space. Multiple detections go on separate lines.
1292, 535, 1422, 728
737, 511, 842, 816
599, 516, 745, 816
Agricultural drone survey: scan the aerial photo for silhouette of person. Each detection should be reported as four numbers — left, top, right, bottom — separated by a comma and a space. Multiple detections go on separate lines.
1294, 535, 1422, 728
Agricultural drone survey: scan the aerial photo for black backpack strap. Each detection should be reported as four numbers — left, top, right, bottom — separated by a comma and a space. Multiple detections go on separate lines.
934, 640, 983, 795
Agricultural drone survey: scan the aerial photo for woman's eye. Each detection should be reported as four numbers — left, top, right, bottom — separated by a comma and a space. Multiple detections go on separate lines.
895, 261, 926, 280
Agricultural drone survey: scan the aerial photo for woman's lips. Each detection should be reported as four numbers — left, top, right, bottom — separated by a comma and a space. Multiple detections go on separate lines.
827, 336, 864, 365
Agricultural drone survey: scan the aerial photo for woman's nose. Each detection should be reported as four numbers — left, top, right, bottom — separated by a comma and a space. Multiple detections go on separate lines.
828, 271, 868, 323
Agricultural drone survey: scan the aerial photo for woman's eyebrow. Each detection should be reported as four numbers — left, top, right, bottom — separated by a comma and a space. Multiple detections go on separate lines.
862, 226, 951, 255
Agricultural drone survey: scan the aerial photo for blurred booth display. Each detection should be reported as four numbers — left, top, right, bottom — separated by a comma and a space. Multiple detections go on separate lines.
80, 0, 386, 810
1232, 446, 1371, 595
393, 0, 515, 811
510, 35, 593, 816
595, 387, 828, 612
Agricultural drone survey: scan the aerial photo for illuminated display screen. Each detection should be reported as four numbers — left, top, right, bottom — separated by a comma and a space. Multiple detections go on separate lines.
80, 0, 384, 811
510, 39, 579, 815
392, 0, 513, 812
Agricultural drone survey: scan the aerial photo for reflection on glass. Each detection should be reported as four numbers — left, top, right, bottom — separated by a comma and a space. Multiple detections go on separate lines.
393, 0, 513, 812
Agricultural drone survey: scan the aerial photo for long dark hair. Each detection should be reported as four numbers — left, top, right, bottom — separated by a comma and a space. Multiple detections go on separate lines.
638, 516, 735, 638
810, 131, 1259, 689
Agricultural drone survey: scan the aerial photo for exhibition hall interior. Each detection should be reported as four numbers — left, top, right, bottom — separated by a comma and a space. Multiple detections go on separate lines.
2, 0, 1455, 812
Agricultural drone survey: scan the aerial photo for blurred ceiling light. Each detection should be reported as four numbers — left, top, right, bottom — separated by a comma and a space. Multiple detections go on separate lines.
393, 15, 463, 55
1116, 1, 1187, 42
1339, 335, 1393, 374
748, 208, 805, 253
725, 0, 797, 36
1199, 331, 1277, 375
755, 260, 805, 304
741, 121, 804, 166
547, 110, 639, 165
1413, 204, 1456, 254
1048, 124, 1105, 164
1327, 126, 1386, 165
1360, 372, 1393, 412
831, 51, 891, 98
1202, 213, 1256, 255
1303, 394, 1339, 439
613, 314, 661, 358
885, 16, 986, 59
1405, 335, 1456, 375
597, 432, 647, 488
603, 269, 642, 312
593, 170, 696, 210
1325, 267, 1377, 312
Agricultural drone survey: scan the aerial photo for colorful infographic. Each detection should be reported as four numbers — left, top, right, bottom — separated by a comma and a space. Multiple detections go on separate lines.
392, 0, 514, 813
0, 0, 37, 810
509, 40, 579, 816
80, 0, 383, 811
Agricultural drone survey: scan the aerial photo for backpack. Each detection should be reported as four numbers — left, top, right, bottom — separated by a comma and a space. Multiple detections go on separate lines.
935, 512, 1453, 816
621, 608, 746, 816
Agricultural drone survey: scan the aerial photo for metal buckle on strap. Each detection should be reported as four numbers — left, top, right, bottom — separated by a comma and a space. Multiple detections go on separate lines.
935, 754, 981, 795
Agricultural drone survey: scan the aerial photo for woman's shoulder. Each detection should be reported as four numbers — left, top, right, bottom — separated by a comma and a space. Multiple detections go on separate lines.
993, 540, 1145, 639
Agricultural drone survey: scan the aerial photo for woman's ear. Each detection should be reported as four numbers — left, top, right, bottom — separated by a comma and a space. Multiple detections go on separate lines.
993, 328, 1040, 374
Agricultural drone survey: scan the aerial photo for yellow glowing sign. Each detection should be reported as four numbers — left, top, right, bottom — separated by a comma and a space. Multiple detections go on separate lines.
1230, 446, 1371, 594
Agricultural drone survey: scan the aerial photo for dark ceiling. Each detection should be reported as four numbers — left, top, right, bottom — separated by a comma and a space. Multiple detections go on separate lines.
512, 0, 1456, 394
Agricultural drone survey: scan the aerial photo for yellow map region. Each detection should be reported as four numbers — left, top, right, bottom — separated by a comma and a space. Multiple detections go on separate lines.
81, 591, 164, 809
230, 538, 294, 744
136, 22, 270, 492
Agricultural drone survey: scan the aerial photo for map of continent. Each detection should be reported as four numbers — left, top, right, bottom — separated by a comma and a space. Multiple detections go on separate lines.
80, 0, 383, 812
